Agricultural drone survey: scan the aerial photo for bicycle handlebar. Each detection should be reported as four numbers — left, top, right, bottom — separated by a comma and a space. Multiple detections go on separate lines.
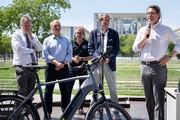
22, 65, 46, 72
73, 46, 113, 71
22, 65, 46, 69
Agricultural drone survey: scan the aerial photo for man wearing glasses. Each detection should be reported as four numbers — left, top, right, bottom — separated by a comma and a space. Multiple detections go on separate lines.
88, 13, 120, 105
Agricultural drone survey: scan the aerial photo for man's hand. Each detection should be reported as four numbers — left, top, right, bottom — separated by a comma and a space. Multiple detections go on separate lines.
158, 55, 171, 66
25, 30, 34, 39
144, 27, 151, 39
51, 59, 64, 70
55, 62, 64, 70
73, 56, 80, 63
100, 58, 110, 64
32, 45, 37, 51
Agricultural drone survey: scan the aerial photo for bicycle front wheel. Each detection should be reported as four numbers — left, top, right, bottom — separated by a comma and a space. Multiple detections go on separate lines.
86, 100, 132, 120
0, 95, 40, 120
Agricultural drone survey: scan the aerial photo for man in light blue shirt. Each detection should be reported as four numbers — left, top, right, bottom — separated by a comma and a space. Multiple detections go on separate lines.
43, 19, 72, 119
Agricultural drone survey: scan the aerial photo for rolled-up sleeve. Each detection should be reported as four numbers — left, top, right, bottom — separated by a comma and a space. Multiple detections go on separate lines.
31, 34, 43, 51
132, 29, 144, 53
167, 28, 180, 53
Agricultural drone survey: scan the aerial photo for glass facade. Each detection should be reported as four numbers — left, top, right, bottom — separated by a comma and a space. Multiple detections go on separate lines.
94, 13, 150, 35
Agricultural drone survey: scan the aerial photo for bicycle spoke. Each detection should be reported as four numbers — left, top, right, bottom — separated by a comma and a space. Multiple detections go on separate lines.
86, 101, 131, 120
0, 96, 40, 120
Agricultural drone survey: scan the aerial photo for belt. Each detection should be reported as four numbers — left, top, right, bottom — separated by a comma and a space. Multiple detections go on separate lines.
14, 63, 37, 67
14, 65, 22, 67
141, 61, 159, 65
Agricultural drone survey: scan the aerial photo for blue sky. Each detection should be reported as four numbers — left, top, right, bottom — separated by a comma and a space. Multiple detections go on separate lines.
1, 0, 180, 31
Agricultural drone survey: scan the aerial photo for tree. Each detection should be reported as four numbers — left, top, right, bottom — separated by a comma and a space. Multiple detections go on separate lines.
0, 8, 4, 34
168, 41, 180, 59
119, 34, 136, 56
1, 0, 71, 43
1, 34, 12, 52
0, 0, 71, 60
0, 8, 8, 51
0, 34, 12, 61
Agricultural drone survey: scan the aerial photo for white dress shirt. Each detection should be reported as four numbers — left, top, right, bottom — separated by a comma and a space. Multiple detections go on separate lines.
11, 29, 43, 65
132, 23, 180, 61
101, 29, 109, 53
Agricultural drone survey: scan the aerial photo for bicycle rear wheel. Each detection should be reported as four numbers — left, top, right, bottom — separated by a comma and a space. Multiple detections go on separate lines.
86, 100, 132, 120
0, 95, 40, 120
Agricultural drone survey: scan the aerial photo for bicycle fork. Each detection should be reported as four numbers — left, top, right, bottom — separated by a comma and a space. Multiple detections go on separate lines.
96, 91, 113, 120
35, 73, 48, 119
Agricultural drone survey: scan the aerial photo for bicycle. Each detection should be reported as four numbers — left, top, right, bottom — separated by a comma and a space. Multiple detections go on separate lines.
0, 46, 132, 120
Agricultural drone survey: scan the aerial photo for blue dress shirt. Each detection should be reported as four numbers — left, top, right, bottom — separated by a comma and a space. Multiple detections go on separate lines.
43, 35, 72, 63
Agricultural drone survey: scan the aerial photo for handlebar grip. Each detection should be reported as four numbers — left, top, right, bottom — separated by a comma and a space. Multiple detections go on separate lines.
73, 62, 86, 71
73, 66, 83, 71
91, 58, 99, 63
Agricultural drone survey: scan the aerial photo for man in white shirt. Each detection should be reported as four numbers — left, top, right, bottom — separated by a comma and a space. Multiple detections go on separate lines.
132, 5, 180, 120
11, 14, 43, 96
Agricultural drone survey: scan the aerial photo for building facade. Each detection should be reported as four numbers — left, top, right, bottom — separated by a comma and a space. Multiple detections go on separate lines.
94, 13, 163, 35
61, 26, 90, 40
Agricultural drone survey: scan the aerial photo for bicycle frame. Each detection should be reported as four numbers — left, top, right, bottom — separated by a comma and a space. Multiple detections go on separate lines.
60, 65, 100, 119
7, 66, 90, 119
5, 46, 115, 120
60, 55, 114, 119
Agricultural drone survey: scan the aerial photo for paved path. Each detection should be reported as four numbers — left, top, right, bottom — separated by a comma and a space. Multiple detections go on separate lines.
34, 94, 150, 120
37, 101, 149, 120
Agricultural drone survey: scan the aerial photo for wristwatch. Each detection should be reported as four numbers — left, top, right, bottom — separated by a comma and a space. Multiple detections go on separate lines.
61, 61, 66, 65
168, 55, 172, 58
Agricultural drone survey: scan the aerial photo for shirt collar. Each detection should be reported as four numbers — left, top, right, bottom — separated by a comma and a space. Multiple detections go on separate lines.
152, 22, 161, 28
100, 28, 109, 37
75, 38, 85, 45
53, 34, 62, 39
100, 28, 109, 34
20, 29, 26, 36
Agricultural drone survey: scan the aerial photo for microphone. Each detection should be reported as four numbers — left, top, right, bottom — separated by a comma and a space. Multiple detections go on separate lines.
101, 32, 105, 55
146, 23, 151, 38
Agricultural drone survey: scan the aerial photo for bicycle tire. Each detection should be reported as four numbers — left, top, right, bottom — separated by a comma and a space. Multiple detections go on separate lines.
86, 100, 132, 120
0, 95, 40, 120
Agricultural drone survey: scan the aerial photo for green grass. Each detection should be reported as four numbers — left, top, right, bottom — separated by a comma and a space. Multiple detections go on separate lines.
0, 58, 180, 96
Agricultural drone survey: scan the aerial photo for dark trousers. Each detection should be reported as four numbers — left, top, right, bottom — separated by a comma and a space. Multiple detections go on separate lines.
69, 69, 87, 109
44, 63, 71, 113
140, 63, 167, 120
14, 66, 36, 96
